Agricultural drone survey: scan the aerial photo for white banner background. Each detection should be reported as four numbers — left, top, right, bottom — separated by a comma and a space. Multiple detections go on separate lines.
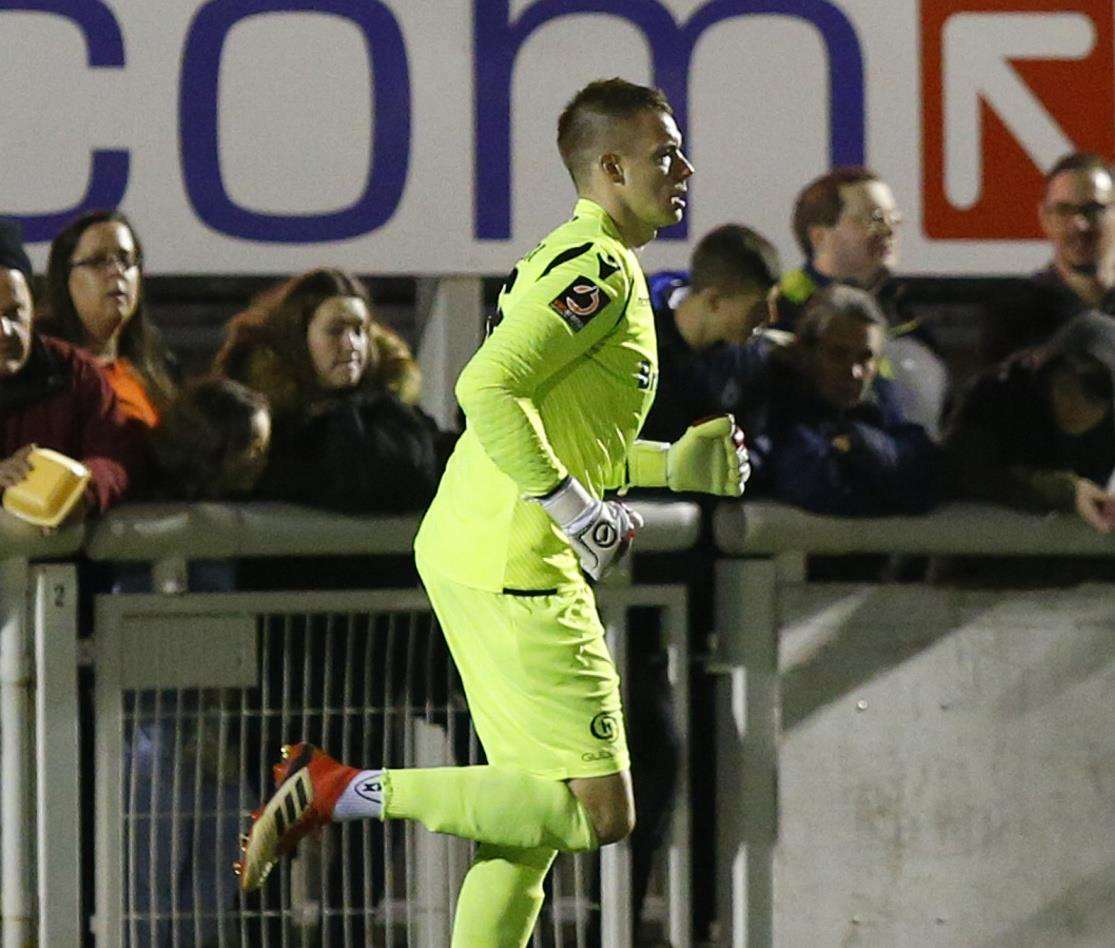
0, 1, 1090, 275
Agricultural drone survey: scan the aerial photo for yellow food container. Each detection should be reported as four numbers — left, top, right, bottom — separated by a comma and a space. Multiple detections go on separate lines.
2, 447, 90, 528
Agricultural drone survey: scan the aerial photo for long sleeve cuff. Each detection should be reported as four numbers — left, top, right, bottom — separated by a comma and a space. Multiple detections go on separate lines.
625, 440, 670, 489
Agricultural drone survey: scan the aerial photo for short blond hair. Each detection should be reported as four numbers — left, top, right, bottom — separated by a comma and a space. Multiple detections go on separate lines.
556, 78, 673, 187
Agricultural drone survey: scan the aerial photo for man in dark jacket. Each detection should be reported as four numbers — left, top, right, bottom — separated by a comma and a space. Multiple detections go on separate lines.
642, 223, 779, 442
745, 284, 942, 516
1034, 153, 1115, 317
983, 154, 1115, 366
0, 220, 146, 516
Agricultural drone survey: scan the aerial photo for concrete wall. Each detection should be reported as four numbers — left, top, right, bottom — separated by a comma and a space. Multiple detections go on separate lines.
775, 582, 1115, 947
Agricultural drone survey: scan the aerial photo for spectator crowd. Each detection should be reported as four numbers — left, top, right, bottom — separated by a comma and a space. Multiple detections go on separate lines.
4, 150, 1114, 537
642, 152, 1115, 534
0, 214, 446, 525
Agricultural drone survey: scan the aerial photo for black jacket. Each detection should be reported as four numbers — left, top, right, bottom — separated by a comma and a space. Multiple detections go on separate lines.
257, 391, 451, 514
947, 310, 1115, 511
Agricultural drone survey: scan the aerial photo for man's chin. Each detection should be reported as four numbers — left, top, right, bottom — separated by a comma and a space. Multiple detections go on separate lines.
656, 205, 684, 227
869, 251, 896, 275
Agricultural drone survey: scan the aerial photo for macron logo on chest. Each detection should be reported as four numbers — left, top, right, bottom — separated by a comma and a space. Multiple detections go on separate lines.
922, 0, 1115, 239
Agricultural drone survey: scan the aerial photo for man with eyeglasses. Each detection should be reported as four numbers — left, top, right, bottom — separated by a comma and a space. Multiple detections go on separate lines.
773, 166, 949, 436
772, 167, 901, 333
982, 153, 1115, 367
1035, 152, 1115, 316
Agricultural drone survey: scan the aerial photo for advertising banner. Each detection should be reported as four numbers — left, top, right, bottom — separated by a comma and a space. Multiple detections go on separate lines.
0, 0, 1107, 275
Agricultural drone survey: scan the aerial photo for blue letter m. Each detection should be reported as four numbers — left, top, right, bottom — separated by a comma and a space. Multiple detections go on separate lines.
475, 0, 865, 240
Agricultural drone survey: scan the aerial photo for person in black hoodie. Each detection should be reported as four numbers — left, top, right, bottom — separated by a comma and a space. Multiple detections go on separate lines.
214, 268, 447, 513
641, 223, 779, 442
947, 310, 1115, 533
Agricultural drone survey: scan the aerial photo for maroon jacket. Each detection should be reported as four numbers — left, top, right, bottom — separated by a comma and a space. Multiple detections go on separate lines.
1, 335, 147, 513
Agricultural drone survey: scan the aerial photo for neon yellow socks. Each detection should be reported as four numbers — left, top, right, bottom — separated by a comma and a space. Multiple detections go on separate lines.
450, 845, 557, 947
382, 765, 598, 852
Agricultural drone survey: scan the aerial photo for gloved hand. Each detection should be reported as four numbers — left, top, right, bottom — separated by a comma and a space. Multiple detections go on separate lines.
535, 475, 643, 580
626, 415, 750, 497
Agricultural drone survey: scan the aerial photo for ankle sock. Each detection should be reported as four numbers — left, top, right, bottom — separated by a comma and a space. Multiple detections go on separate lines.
332, 769, 385, 821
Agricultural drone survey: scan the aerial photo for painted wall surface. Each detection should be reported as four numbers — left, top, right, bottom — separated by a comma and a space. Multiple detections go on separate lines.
775, 583, 1115, 946
0, 1, 1108, 274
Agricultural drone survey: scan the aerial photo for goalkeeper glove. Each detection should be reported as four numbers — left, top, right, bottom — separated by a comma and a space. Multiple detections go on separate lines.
535, 475, 643, 581
627, 414, 750, 497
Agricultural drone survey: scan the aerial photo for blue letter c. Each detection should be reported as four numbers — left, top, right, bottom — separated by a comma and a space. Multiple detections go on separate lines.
180, 0, 410, 243
0, 1, 129, 242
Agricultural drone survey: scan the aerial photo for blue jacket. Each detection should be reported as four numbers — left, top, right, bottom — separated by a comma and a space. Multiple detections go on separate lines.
742, 338, 943, 516
642, 270, 768, 442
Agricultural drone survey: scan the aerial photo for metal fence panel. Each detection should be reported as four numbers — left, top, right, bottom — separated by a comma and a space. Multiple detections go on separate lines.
91, 586, 688, 946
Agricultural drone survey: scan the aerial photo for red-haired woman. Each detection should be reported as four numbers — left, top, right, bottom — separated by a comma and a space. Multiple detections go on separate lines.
215, 268, 445, 512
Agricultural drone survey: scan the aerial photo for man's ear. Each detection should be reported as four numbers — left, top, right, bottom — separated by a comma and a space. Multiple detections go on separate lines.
1037, 199, 1054, 239
601, 152, 624, 185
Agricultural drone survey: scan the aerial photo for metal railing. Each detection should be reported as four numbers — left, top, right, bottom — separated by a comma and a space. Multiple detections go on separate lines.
4, 499, 700, 946
15, 497, 1114, 945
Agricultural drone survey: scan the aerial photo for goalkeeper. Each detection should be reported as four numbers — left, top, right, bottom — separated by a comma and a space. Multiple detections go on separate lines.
237, 77, 750, 945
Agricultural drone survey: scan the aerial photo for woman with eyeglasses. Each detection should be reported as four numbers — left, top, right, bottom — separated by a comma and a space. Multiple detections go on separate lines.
41, 210, 175, 427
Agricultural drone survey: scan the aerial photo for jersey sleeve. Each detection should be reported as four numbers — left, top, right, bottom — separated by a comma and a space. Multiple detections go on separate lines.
455, 244, 631, 496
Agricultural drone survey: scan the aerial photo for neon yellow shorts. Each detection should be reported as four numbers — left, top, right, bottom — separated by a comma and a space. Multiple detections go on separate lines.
417, 558, 629, 780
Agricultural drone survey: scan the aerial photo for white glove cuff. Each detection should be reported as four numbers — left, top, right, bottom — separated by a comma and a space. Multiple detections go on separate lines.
535, 476, 599, 534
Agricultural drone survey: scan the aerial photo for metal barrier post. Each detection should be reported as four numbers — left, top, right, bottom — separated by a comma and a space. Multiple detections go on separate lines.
601, 600, 633, 948
410, 718, 465, 945
599, 582, 692, 946
92, 600, 125, 946
33, 564, 81, 945
663, 593, 692, 948
712, 557, 779, 948
0, 557, 32, 948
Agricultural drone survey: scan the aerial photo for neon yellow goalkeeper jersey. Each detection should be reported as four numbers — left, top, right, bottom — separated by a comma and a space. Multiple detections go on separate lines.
414, 199, 657, 592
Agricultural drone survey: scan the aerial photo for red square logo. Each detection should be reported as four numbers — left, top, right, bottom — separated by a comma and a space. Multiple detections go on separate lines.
922, 0, 1115, 239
